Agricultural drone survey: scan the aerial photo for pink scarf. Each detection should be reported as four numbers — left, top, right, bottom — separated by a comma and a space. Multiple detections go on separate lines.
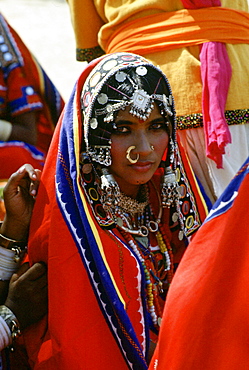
181, 0, 232, 168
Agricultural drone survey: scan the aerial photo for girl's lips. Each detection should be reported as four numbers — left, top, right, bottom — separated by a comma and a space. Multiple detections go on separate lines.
131, 161, 154, 172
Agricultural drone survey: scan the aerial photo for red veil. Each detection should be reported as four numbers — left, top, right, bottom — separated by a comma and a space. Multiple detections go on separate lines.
21, 55, 207, 369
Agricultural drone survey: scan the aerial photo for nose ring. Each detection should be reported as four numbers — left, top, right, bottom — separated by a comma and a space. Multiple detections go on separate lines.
126, 146, 139, 164
150, 145, 155, 151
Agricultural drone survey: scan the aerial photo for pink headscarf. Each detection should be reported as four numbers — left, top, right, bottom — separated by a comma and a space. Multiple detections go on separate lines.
181, 0, 232, 168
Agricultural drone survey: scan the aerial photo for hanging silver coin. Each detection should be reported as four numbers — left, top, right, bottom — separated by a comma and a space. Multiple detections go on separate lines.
178, 230, 184, 240
172, 212, 179, 223
90, 118, 98, 129
136, 66, 148, 76
97, 93, 108, 105
115, 71, 127, 82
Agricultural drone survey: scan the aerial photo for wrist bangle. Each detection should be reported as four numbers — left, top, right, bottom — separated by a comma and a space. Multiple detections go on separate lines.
0, 245, 26, 281
0, 306, 21, 346
0, 233, 27, 250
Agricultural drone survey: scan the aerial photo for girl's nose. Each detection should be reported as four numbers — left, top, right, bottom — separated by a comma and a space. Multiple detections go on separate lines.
133, 132, 153, 156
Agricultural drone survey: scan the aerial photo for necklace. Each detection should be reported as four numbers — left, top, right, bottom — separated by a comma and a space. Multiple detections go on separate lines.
118, 219, 173, 329
118, 186, 149, 215
116, 182, 162, 237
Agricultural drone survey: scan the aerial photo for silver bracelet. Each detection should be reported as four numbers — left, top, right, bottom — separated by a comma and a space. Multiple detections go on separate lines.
0, 305, 21, 341
0, 245, 26, 281
0, 221, 27, 250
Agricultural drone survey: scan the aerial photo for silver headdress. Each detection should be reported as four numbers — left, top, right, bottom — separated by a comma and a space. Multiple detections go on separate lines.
81, 52, 175, 167
80, 52, 181, 234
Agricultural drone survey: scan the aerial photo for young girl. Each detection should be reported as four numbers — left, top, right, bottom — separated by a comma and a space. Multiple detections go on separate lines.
24, 52, 207, 369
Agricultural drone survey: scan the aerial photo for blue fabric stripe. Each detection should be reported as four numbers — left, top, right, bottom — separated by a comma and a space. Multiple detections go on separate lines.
55, 86, 148, 369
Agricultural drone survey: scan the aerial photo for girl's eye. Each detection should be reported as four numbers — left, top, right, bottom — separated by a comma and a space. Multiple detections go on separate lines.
113, 125, 130, 134
150, 121, 166, 130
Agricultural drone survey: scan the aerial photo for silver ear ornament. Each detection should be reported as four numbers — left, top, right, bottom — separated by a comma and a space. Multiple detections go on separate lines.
88, 146, 112, 166
100, 168, 120, 212
161, 166, 181, 208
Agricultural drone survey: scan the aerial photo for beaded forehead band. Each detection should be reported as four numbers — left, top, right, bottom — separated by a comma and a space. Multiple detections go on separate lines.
81, 52, 175, 166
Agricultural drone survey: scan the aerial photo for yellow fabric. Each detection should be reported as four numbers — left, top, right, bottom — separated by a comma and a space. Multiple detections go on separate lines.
67, 0, 249, 116
66, 0, 104, 49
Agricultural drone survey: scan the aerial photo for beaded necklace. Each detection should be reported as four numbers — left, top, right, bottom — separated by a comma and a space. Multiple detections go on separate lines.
117, 207, 173, 329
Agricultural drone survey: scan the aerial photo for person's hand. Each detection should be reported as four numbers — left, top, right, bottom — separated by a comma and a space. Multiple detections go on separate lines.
1, 164, 41, 241
4, 262, 48, 330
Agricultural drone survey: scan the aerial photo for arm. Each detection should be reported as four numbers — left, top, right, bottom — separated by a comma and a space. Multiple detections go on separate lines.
5, 262, 48, 330
0, 262, 48, 350
0, 166, 46, 349
1, 163, 41, 242
0, 111, 37, 146
0, 164, 41, 303
66, 0, 105, 61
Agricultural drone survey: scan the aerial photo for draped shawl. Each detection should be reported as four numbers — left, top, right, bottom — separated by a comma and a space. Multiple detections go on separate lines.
22, 57, 207, 369
150, 156, 249, 369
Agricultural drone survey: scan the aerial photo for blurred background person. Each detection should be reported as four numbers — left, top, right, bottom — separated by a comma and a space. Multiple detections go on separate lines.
0, 12, 65, 219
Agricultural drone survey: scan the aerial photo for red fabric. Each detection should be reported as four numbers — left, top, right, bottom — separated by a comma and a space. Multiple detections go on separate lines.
20, 56, 208, 370
22, 120, 171, 369
181, 0, 220, 8
20, 69, 148, 369
0, 145, 44, 180
150, 162, 249, 370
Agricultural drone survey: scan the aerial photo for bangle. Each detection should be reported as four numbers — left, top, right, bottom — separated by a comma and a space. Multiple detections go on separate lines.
0, 233, 27, 250
0, 119, 12, 141
0, 305, 21, 343
0, 245, 26, 281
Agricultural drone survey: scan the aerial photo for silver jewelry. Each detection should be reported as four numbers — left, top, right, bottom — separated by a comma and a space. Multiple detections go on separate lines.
161, 166, 181, 208
150, 145, 155, 151
81, 52, 176, 168
117, 182, 162, 237
0, 305, 21, 342
100, 169, 161, 237
126, 146, 139, 164
100, 168, 120, 211
118, 192, 149, 215
88, 145, 112, 166
129, 89, 154, 121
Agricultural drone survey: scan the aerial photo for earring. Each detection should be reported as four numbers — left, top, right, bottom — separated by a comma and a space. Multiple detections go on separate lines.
150, 145, 155, 151
100, 168, 120, 212
126, 146, 139, 164
161, 166, 180, 208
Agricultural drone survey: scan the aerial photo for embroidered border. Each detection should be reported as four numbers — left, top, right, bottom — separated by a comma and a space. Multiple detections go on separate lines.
177, 109, 249, 130
0, 14, 22, 69
76, 46, 104, 62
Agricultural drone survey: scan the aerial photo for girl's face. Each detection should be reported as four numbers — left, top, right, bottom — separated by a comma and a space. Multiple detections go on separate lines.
110, 104, 169, 198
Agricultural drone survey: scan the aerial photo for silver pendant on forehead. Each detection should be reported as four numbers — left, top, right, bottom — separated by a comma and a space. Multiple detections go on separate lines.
133, 89, 150, 110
